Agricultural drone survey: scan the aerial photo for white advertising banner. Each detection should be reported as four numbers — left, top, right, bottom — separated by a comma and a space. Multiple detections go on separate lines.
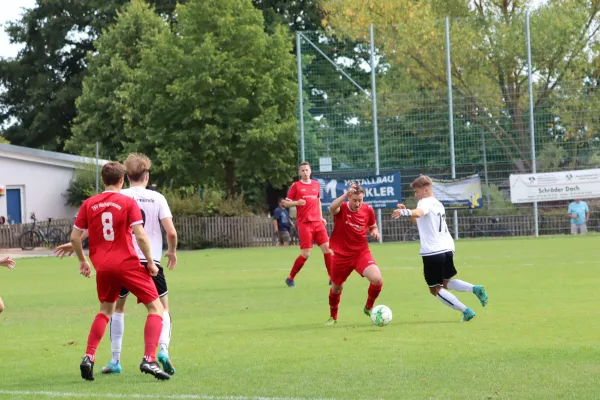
509, 169, 600, 203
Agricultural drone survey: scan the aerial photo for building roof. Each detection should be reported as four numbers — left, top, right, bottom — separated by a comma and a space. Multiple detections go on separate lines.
0, 143, 111, 168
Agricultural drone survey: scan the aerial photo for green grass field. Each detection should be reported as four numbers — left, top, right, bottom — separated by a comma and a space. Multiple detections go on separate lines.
0, 236, 599, 400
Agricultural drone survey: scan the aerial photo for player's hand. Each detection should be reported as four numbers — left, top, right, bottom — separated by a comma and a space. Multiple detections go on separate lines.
54, 243, 74, 259
296, 199, 306, 206
165, 251, 177, 270
0, 257, 16, 270
370, 230, 381, 241
79, 261, 91, 278
392, 204, 407, 219
147, 261, 159, 277
345, 183, 358, 197
321, 217, 327, 226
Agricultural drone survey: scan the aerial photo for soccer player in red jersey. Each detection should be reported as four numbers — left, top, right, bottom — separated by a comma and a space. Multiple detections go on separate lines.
283, 162, 332, 287
71, 162, 170, 381
325, 183, 384, 325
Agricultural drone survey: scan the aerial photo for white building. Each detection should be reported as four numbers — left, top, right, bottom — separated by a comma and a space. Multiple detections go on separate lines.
0, 143, 110, 224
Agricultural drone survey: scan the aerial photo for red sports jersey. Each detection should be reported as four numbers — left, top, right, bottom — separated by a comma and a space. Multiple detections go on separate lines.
330, 202, 376, 256
74, 191, 144, 271
286, 179, 322, 223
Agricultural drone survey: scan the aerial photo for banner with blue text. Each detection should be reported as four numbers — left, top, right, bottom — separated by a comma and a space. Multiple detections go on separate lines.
314, 173, 401, 209
431, 173, 483, 209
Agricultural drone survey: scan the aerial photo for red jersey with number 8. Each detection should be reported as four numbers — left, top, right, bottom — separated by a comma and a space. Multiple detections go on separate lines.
74, 191, 144, 271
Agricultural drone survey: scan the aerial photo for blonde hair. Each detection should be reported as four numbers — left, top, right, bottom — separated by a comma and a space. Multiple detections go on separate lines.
124, 153, 151, 182
410, 175, 433, 189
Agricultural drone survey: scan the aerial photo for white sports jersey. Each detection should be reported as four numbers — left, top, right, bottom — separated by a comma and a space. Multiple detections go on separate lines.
416, 196, 455, 256
120, 187, 173, 263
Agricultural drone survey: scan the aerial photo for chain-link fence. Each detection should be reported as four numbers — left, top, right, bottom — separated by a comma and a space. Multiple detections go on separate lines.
297, 10, 600, 240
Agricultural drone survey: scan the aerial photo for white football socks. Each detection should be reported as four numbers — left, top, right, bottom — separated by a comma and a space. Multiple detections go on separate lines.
159, 311, 171, 353
436, 289, 467, 312
446, 279, 474, 293
110, 312, 125, 364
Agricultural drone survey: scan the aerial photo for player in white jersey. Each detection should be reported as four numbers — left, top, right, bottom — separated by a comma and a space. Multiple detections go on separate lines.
54, 153, 178, 374
392, 175, 488, 322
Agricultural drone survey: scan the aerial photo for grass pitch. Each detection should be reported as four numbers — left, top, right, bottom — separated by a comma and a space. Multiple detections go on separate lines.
0, 235, 598, 399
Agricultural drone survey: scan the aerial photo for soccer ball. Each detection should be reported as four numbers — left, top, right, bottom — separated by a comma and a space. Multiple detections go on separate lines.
370, 305, 392, 327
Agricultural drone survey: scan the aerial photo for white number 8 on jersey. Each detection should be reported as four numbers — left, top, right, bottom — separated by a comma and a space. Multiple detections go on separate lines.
102, 212, 114, 241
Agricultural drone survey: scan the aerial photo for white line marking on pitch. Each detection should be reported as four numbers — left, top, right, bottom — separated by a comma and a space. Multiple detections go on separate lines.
0, 391, 343, 400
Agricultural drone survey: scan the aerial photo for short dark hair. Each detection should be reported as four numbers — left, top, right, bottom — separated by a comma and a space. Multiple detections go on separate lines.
101, 162, 126, 186
299, 161, 310, 167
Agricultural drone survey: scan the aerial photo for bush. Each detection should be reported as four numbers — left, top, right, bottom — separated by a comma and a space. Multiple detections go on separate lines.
162, 187, 254, 217
64, 165, 98, 207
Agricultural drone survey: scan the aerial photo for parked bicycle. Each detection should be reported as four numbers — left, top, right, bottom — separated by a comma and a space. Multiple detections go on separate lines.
19, 213, 66, 250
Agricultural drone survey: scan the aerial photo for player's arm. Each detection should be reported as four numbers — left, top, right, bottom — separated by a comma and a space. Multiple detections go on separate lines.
283, 198, 305, 207
283, 184, 305, 207
71, 228, 91, 278
367, 207, 380, 240
368, 224, 381, 240
160, 217, 178, 270
329, 184, 357, 216
71, 203, 91, 277
391, 204, 425, 219
54, 230, 88, 258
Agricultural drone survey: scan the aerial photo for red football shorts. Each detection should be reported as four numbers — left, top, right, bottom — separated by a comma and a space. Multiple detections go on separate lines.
96, 263, 159, 305
298, 221, 329, 249
330, 251, 377, 286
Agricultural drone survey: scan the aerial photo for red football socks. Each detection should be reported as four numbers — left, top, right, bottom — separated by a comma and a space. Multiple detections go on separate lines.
288, 255, 307, 280
366, 283, 383, 309
143, 314, 163, 363
85, 313, 110, 360
329, 288, 342, 320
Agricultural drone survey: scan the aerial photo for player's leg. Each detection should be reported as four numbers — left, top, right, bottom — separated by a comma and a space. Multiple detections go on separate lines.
358, 254, 383, 316
571, 224, 577, 235
101, 289, 128, 374
326, 254, 353, 325
124, 267, 170, 380
423, 254, 474, 322
153, 266, 175, 375
581, 224, 588, 235
81, 270, 119, 381
443, 252, 488, 307
315, 223, 333, 281
286, 223, 313, 287
0, 296, 4, 313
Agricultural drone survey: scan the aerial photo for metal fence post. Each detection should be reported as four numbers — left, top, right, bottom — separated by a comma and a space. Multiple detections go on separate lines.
445, 18, 459, 239
526, 12, 539, 237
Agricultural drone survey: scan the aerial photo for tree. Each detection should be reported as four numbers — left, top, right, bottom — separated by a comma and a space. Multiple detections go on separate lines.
252, 0, 324, 33
321, 0, 600, 173
71, 0, 298, 197
66, 0, 170, 159
0, 0, 182, 152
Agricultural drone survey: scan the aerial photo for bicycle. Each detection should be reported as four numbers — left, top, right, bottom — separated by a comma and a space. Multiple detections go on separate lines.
19, 213, 67, 250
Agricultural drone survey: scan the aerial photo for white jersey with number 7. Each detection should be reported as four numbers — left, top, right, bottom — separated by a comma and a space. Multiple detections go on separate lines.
416, 197, 455, 256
